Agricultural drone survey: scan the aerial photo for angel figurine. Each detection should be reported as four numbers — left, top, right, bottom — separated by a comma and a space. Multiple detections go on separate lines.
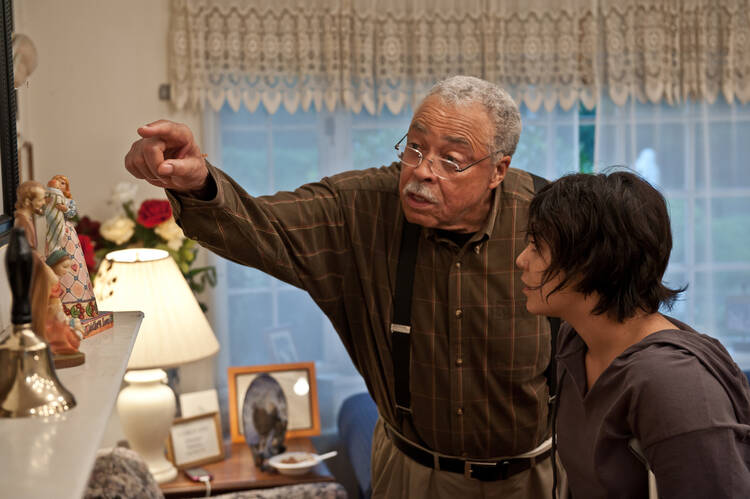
45, 174, 112, 336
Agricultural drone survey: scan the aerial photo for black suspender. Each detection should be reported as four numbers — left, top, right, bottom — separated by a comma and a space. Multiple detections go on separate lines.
391, 221, 421, 415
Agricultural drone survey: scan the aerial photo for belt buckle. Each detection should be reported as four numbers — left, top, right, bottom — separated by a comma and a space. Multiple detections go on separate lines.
464, 460, 498, 480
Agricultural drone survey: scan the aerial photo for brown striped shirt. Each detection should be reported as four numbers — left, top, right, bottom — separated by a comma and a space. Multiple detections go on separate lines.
168, 162, 551, 458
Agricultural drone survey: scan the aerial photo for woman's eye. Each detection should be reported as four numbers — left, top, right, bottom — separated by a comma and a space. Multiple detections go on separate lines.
408, 142, 422, 150
443, 155, 459, 163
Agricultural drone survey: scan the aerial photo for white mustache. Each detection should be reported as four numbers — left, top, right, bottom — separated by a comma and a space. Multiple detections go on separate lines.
402, 181, 438, 204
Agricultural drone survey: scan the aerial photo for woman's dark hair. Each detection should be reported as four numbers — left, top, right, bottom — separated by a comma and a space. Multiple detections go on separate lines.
526, 170, 685, 322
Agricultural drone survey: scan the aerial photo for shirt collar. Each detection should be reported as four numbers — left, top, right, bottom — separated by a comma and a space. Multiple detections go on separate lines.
422, 187, 501, 245
478, 186, 502, 240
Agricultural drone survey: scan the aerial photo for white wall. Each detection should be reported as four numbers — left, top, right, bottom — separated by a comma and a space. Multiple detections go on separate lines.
9, 0, 212, 447
14, 0, 202, 215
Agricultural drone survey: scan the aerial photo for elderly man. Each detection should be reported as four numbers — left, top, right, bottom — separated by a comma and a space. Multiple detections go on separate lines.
125, 76, 553, 498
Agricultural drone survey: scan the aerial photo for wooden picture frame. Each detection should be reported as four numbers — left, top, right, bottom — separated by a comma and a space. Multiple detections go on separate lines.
166, 411, 225, 469
179, 388, 220, 419
227, 362, 320, 443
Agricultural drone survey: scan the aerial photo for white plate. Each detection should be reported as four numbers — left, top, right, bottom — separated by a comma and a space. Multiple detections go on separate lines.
267, 451, 318, 476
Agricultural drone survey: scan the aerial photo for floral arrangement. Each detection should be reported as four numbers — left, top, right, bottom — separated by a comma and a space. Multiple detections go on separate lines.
75, 182, 216, 310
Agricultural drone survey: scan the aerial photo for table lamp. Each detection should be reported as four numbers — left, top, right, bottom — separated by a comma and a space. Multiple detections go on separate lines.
94, 248, 219, 483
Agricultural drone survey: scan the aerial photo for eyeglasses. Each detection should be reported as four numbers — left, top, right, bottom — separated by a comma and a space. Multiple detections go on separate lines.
394, 133, 499, 180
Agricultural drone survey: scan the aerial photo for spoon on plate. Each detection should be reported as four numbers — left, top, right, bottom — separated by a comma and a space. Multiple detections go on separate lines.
313, 450, 338, 462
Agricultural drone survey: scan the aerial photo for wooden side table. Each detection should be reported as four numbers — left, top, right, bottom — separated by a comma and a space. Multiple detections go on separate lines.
160, 438, 335, 498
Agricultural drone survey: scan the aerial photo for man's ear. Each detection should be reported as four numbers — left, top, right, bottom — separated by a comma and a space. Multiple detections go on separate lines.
489, 155, 511, 189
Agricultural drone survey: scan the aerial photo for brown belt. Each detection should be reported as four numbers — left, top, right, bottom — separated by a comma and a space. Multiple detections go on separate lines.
384, 424, 551, 482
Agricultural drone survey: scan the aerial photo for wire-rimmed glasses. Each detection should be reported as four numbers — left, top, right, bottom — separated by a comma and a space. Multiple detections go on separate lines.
394, 133, 499, 180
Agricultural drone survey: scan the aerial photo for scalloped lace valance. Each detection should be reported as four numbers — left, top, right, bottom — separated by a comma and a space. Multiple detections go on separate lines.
168, 0, 750, 114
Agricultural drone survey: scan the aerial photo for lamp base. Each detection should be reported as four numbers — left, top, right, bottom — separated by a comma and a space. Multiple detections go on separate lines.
117, 369, 177, 484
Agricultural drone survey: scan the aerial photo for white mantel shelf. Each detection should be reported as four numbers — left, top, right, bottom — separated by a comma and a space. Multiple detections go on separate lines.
0, 311, 143, 499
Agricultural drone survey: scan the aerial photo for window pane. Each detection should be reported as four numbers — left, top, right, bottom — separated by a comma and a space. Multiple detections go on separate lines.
707, 122, 735, 188
222, 131, 268, 196
666, 197, 686, 264
652, 124, 685, 190
706, 120, 750, 189
514, 107, 580, 179
694, 197, 710, 264
553, 124, 579, 176
352, 127, 405, 170
228, 264, 269, 290
694, 122, 708, 190
270, 106, 318, 126
579, 124, 595, 173
352, 107, 411, 169
735, 121, 750, 188
278, 289, 325, 359
692, 271, 714, 335
220, 102, 264, 127
354, 107, 412, 126
706, 270, 750, 358
711, 197, 750, 262
273, 130, 319, 192
228, 292, 273, 365
513, 123, 547, 177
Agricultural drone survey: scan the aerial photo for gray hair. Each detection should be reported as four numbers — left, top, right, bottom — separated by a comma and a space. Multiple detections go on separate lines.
425, 75, 522, 158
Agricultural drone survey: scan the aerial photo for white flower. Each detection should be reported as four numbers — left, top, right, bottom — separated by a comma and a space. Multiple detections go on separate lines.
154, 217, 185, 251
100, 215, 135, 245
111, 182, 138, 206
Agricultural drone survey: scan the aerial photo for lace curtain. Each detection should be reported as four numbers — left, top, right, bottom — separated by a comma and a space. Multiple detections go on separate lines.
168, 0, 750, 115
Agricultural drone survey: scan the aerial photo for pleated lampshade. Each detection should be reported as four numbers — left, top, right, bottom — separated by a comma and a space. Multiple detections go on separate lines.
94, 248, 219, 369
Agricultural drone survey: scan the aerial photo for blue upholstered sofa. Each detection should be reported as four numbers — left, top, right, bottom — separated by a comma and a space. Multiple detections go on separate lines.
337, 392, 379, 499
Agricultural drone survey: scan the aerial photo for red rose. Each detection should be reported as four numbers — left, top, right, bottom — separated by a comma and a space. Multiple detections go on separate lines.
137, 199, 172, 228
76, 216, 101, 241
78, 234, 96, 270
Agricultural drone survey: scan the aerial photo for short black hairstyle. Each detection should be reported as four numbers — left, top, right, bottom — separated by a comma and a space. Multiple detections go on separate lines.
526, 170, 685, 322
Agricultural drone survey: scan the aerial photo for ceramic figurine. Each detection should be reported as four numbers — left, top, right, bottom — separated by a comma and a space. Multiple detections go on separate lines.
44, 174, 113, 337
15, 181, 57, 348
29, 249, 85, 368
15, 182, 84, 368
13, 180, 46, 252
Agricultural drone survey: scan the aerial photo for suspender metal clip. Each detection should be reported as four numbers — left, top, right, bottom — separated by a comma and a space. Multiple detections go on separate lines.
390, 323, 411, 334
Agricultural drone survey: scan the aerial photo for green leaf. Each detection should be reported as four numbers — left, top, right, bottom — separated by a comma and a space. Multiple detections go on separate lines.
123, 201, 136, 220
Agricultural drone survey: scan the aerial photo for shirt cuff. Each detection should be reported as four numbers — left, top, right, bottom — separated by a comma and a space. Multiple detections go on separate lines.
165, 162, 223, 223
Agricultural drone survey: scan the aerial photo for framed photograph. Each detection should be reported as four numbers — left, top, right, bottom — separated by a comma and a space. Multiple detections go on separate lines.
166, 411, 225, 469
266, 327, 298, 363
227, 362, 320, 443
179, 388, 220, 418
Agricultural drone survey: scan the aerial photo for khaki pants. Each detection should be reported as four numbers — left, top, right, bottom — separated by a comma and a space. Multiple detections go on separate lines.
371, 418, 554, 499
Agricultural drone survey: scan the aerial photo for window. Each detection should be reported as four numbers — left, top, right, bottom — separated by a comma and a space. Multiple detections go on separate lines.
210, 105, 413, 433
207, 98, 750, 435
594, 97, 750, 368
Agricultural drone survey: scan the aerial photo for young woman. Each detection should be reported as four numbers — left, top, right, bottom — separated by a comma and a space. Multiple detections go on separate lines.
516, 171, 750, 498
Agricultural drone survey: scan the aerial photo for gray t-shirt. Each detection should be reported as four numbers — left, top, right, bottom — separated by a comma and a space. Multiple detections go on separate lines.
556, 319, 750, 498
